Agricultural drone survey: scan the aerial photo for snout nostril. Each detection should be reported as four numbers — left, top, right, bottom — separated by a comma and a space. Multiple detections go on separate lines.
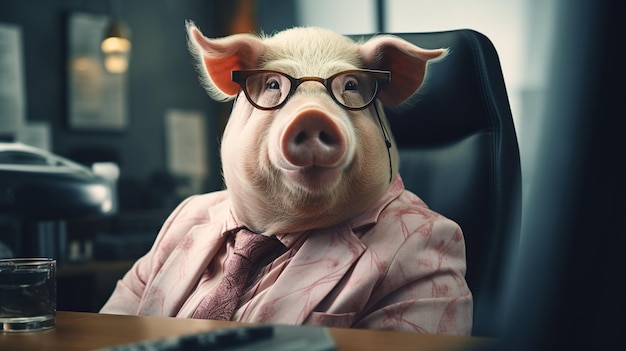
293, 131, 335, 146
319, 131, 334, 145
294, 132, 307, 145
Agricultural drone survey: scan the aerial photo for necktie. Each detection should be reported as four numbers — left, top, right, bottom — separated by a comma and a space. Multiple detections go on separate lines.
191, 229, 284, 320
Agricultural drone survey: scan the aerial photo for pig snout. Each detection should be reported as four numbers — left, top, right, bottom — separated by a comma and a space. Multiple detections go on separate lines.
280, 109, 349, 169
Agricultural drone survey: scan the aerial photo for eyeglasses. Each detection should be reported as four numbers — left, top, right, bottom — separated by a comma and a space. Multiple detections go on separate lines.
231, 69, 391, 111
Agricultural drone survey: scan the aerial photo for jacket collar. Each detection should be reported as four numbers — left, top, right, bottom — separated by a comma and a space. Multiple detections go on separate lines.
348, 175, 405, 232
219, 175, 406, 245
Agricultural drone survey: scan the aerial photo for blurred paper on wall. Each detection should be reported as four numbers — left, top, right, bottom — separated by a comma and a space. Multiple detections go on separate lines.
0, 23, 25, 139
165, 109, 209, 197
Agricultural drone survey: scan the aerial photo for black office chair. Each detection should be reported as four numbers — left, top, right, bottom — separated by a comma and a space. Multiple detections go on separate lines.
356, 30, 522, 337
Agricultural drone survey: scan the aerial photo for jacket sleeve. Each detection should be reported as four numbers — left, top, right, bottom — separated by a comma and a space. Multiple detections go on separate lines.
354, 208, 473, 335
99, 196, 199, 315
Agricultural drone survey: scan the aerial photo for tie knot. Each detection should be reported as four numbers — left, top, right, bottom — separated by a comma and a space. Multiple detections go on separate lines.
233, 229, 284, 263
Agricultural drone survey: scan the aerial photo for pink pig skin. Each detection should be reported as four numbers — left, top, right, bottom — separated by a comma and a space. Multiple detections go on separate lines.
186, 23, 447, 235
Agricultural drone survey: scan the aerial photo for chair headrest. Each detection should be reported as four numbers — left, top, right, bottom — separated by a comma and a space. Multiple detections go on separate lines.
375, 30, 514, 148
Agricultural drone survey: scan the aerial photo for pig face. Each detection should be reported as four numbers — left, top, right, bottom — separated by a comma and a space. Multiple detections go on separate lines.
187, 22, 446, 235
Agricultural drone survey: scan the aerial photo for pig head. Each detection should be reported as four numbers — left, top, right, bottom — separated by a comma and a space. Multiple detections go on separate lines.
187, 22, 446, 235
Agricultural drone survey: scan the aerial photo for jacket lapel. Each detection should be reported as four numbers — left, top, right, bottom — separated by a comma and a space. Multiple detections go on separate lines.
246, 223, 366, 324
138, 204, 231, 316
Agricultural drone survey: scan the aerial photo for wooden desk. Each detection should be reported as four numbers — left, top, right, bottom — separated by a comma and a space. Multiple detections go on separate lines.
0, 311, 490, 351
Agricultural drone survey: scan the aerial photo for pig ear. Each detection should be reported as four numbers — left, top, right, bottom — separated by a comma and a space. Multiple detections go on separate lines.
186, 21, 266, 101
360, 35, 447, 106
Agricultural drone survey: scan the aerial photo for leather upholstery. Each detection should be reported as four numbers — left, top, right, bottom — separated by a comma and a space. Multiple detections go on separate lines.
358, 30, 522, 336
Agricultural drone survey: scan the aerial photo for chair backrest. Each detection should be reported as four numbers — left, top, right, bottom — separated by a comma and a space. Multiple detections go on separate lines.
357, 30, 522, 337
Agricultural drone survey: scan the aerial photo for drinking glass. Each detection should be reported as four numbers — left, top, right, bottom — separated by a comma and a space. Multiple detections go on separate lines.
0, 258, 56, 332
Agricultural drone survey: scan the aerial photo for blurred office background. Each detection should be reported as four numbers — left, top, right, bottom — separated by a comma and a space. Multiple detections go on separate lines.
0, 0, 297, 312
0, 0, 616, 327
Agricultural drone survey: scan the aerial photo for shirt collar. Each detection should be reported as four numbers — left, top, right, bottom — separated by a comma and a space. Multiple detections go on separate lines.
347, 174, 405, 231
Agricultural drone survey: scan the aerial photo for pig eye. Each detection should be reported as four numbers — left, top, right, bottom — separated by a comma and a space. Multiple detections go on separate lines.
331, 72, 376, 108
344, 80, 358, 91
245, 72, 290, 109
267, 79, 281, 90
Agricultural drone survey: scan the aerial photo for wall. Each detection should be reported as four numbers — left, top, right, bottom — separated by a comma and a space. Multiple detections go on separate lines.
296, 0, 377, 34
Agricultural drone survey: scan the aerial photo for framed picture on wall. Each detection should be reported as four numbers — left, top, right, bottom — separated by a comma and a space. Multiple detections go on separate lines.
67, 12, 128, 131
0, 23, 26, 138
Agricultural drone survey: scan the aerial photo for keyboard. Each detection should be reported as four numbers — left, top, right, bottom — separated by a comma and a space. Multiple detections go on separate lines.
94, 324, 336, 351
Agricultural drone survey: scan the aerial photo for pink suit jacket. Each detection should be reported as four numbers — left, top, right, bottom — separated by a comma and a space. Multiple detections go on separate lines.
100, 177, 473, 335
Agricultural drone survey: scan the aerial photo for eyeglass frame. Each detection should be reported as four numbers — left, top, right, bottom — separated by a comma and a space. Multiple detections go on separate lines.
231, 69, 391, 111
